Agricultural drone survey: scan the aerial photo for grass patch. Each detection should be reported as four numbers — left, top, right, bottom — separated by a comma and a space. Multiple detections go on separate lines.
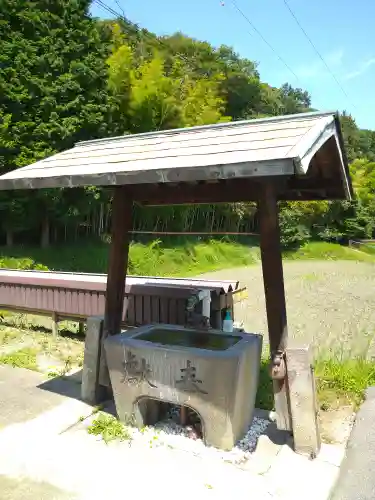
87, 412, 133, 444
1, 312, 32, 331
284, 241, 375, 262
301, 272, 320, 282
0, 239, 258, 277
34, 330, 84, 369
0, 347, 39, 371
129, 239, 257, 276
1, 239, 373, 279
255, 352, 375, 413
0, 325, 21, 345
357, 242, 375, 256
315, 355, 375, 410
0, 315, 84, 373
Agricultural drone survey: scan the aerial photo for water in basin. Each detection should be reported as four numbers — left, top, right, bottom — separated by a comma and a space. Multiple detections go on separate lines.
134, 328, 241, 351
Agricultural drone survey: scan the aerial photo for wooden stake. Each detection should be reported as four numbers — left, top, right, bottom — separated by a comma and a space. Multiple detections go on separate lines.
258, 183, 292, 431
180, 406, 188, 426
51, 311, 58, 337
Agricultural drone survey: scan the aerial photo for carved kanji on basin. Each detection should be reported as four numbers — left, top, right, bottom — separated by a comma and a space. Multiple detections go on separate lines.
175, 360, 208, 395
105, 324, 263, 451
121, 350, 157, 388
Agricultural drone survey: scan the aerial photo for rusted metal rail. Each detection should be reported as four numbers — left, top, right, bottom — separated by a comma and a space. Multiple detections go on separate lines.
0, 269, 240, 333
349, 239, 375, 248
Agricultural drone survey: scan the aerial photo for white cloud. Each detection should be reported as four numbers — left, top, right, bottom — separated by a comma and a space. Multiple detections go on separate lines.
325, 49, 345, 67
294, 61, 323, 79
344, 58, 375, 80
294, 49, 344, 80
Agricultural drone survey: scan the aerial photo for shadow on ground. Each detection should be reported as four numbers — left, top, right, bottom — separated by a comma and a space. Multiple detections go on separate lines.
38, 369, 83, 401
256, 358, 273, 410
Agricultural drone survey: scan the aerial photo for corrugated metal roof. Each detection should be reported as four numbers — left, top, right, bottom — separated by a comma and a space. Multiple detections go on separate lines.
0, 111, 349, 192
0, 270, 239, 294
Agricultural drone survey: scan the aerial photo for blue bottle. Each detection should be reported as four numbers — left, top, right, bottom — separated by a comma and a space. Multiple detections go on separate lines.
222, 309, 234, 333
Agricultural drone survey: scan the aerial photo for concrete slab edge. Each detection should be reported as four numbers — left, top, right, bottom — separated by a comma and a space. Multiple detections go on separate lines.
330, 386, 375, 500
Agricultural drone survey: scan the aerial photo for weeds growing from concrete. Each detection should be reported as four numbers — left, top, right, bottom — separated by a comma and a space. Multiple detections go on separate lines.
87, 413, 132, 444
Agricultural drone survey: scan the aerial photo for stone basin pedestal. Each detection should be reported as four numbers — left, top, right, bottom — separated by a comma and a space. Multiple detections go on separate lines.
104, 324, 262, 450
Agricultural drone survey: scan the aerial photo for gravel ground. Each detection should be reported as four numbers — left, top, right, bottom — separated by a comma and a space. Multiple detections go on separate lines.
202, 261, 375, 358
121, 413, 270, 466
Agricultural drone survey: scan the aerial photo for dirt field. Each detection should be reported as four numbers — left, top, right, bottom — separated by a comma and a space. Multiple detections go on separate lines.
203, 261, 375, 358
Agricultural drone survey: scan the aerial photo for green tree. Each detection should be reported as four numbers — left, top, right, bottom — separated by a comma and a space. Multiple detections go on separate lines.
0, 0, 112, 245
1, 5, 374, 248
133, 32, 263, 121
279, 83, 311, 114
108, 43, 228, 133
340, 112, 361, 163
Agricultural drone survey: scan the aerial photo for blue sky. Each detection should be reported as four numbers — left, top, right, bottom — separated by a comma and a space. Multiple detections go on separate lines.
91, 0, 375, 130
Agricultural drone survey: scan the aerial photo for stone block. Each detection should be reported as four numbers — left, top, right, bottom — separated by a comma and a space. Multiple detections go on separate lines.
264, 444, 338, 500
286, 345, 321, 458
81, 316, 105, 405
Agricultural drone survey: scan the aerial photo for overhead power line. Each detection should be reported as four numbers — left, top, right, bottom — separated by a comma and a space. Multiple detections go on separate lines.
114, 0, 126, 19
95, 0, 299, 83
93, 0, 193, 67
282, 0, 357, 110
229, 0, 300, 83
94, 0, 121, 19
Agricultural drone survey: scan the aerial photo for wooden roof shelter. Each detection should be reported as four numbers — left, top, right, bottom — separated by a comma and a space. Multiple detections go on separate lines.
0, 111, 353, 430
0, 111, 351, 200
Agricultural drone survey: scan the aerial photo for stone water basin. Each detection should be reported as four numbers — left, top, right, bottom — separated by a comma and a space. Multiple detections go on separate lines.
105, 324, 262, 450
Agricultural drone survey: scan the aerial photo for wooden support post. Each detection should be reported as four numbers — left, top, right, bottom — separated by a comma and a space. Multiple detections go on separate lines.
258, 183, 292, 431
51, 312, 58, 337
99, 186, 133, 388
78, 321, 85, 336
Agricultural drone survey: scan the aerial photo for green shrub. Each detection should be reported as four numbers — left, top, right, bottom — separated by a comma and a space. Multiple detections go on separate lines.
0, 256, 48, 270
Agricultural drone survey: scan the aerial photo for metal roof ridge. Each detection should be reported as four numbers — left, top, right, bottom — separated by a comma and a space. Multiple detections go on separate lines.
287, 115, 336, 170
76, 110, 337, 148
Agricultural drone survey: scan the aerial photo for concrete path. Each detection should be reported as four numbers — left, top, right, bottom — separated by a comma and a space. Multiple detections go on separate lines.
0, 365, 344, 500
0, 364, 81, 427
0, 365, 83, 499
0, 399, 274, 500
331, 388, 375, 500
0, 475, 73, 500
